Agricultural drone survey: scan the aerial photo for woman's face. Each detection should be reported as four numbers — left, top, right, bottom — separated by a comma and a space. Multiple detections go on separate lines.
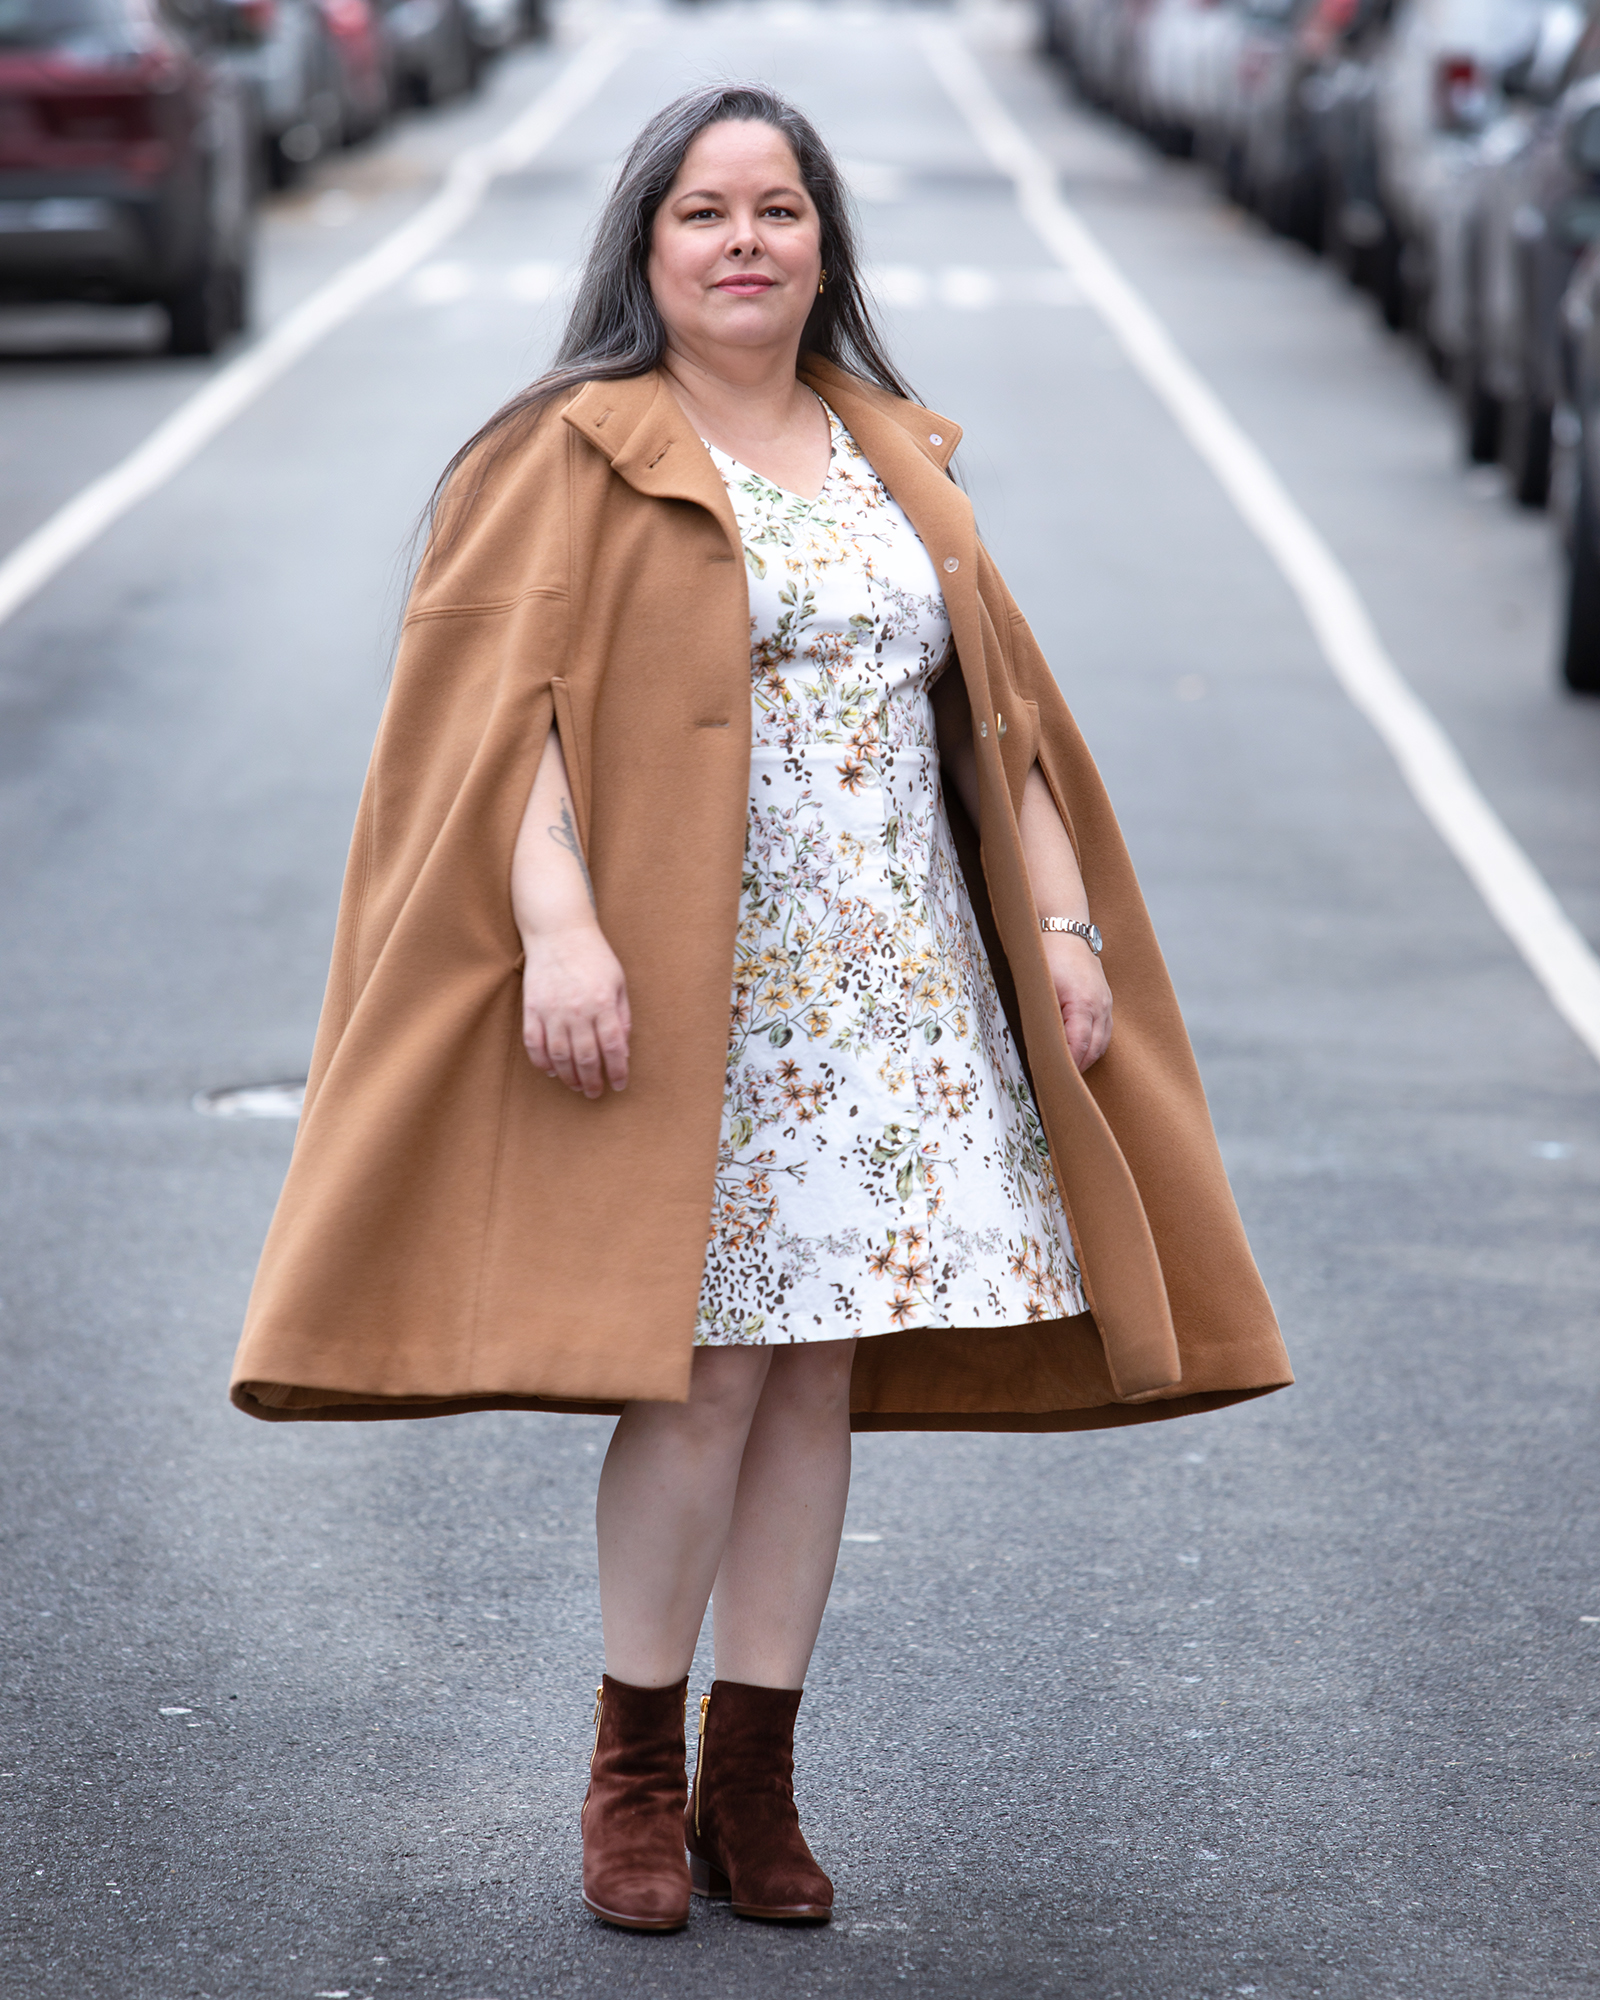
647, 120, 824, 367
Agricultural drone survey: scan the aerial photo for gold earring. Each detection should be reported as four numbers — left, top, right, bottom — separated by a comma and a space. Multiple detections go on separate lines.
817, 268, 828, 295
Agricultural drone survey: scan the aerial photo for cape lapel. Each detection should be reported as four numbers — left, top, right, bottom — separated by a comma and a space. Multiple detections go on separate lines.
562, 373, 743, 560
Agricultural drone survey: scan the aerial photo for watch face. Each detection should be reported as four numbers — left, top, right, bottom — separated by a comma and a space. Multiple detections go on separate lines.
1088, 924, 1103, 955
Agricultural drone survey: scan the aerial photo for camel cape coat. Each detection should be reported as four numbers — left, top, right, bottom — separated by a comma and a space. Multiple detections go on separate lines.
231, 359, 1291, 1430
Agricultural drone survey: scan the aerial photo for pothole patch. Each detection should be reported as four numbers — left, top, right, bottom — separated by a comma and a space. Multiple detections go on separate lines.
193, 1080, 305, 1120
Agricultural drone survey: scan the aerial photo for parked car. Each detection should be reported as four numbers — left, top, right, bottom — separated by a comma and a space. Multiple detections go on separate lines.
460, 0, 515, 69
1141, 0, 1228, 153
1188, 0, 1315, 203
1241, 0, 1361, 244
0, 0, 257, 351
1370, 0, 1549, 339
1450, 5, 1600, 501
317, 0, 387, 145
1312, 0, 1402, 301
1192, 0, 1268, 191
218, 0, 342, 186
375, 0, 477, 107
1426, 24, 1558, 451
1554, 226, 1600, 684
1044, 0, 1122, 104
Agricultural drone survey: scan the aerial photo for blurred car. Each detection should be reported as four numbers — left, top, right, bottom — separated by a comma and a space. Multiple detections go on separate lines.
318, 0, 385, 143
217, 0, 341, 186
1142, 0, 1226, 153
1313, 0, 1402, 302
1043, 0, 1123, 104
1427, 13, 1563, 447
1554, 228, 1600, 684
0, 0, 257, 351
1434, 0, 1586, 461
1242, 0, 1361, 243
460, 0, 515, 67
1449, 5, 1600, 501
375, 0, 476, 106
1194, 0, 1307, 201
1370, 0, 1550, 337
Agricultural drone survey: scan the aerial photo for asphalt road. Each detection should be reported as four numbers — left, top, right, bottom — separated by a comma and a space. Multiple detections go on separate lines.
4, 5, 1600, 1997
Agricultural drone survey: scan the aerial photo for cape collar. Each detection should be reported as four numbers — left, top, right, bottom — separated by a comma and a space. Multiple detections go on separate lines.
561, 361, 961, 487
560, 363, 974, 594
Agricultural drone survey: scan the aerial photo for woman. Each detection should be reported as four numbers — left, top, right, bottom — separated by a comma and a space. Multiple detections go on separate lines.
231, 85, 1290, 1934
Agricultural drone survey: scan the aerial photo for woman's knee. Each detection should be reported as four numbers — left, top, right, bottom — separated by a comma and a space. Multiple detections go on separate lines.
682, 1345, 773, 1433
614, 1347, 768, 1456
759, 1339, 856, 1421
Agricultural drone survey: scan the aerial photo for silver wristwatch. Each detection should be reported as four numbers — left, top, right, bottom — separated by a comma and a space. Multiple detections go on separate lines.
1040, 917, 1102, 956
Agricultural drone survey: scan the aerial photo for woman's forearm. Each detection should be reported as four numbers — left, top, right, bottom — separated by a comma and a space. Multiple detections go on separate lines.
933, 670, 1110, 1068
511, 726, 598, 942
1017, 765, 1091, 926
511, 725, 630, 1097
932, 669, 1091, 927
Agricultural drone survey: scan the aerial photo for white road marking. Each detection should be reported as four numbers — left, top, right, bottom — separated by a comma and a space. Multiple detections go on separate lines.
194, 1080, 306, 1119
924, 23, 1600, 1071
0, 28, 634, 634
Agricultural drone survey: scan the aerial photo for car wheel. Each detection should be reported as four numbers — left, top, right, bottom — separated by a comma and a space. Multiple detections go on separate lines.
1561, 458, 1600, 692
222, 257, 250, 337
165, 255, 232, 357
1456, 353, 1500, 465
1375, 234, 1405, 330
1503, 393, 1553, 509
1324, 184, 1361, 285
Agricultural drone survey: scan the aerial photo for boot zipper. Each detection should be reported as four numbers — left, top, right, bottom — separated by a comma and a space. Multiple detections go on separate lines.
580, 1683, 604, 1832
692, 1693, 710, 1837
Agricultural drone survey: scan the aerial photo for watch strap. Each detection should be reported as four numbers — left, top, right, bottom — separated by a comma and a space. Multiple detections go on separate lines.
1040, 917, 1102, 956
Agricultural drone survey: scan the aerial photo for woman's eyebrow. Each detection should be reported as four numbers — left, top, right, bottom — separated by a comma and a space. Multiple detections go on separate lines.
671, 184, 808, 205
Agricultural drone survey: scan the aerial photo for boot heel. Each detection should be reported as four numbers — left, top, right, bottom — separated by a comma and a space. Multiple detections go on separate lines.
688, 1851, 731, 1900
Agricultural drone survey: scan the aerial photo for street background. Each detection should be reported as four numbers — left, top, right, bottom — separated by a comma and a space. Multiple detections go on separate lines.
3, 4, 1599, 1996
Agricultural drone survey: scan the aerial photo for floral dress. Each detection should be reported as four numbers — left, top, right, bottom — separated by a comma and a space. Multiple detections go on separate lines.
694, 407, 1085, 1347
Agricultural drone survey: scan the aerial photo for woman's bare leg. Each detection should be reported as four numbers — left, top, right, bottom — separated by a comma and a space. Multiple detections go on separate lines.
595, 1345, 771, 1687
711, 1338, 856, 1688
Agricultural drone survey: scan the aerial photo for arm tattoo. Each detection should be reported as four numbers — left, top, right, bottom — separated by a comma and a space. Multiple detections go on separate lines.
549, 796, 595, 907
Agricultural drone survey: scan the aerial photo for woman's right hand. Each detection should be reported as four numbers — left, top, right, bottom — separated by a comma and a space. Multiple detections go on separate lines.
521, 922, 631, 1099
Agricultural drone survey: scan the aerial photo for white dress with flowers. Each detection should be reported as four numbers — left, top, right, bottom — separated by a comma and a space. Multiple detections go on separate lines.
694, 408, 1084, 1347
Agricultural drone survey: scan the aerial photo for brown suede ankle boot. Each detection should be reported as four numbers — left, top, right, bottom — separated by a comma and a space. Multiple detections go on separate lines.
684, 1679, 833, 1923
581, 1674, 691, 1931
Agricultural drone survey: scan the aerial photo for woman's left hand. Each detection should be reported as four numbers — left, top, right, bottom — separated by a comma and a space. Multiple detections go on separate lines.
1043, 935, 1113, 1073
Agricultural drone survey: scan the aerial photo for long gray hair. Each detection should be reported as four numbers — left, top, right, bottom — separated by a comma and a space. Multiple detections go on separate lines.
433, 82, 916, 515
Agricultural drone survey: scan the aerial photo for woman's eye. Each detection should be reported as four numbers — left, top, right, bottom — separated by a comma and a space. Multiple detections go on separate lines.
763, 205, 799, 220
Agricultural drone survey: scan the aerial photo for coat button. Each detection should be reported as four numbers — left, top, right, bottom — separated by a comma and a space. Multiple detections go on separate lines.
943, 556, 959, 573
929, 432, 943, 446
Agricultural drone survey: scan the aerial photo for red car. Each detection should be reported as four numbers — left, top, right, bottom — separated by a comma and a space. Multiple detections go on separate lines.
0, 0, 257, 352
318, 0, 387, 146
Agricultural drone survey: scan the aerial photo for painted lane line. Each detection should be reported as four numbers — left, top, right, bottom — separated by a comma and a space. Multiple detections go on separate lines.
922, 23, 1600, 1071
0, 27, 634, 634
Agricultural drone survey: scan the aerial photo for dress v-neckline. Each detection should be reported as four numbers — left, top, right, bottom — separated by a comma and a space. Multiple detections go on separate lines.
705, 404, 839, 509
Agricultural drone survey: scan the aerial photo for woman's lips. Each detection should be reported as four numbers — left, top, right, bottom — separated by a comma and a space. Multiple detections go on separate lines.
715, 276, 774, 294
